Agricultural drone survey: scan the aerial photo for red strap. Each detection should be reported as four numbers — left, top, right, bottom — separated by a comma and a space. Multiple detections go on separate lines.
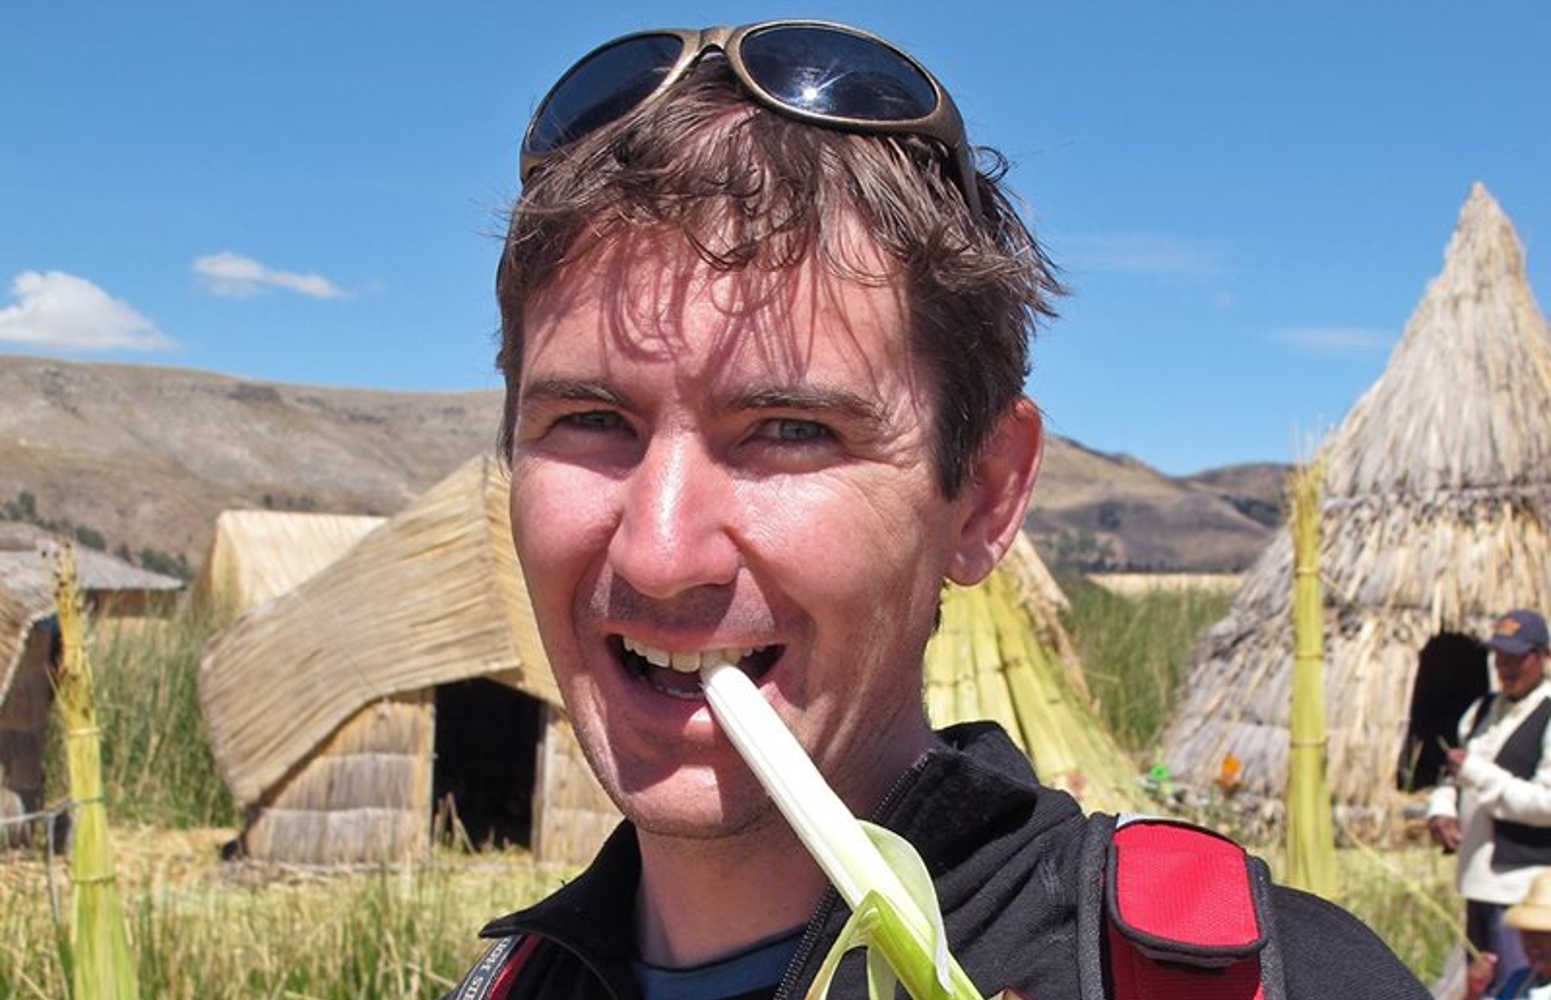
487, 935, 541, 1000
1111, 822, 1261, 952
1106, 921, 1264, 1000
1105, 819, 1267, 1000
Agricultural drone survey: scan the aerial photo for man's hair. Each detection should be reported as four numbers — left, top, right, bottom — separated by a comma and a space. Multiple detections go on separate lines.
496, 58, 1062, 495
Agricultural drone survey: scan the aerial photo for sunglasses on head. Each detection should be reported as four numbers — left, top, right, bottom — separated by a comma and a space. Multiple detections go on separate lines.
520, 20, 982, 219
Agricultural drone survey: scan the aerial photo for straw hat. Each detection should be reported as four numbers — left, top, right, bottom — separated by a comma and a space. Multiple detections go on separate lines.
1506, 871, 1551, 932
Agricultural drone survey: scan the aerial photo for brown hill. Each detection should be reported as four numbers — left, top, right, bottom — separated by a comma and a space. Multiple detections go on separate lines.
0, 355, 1281, 575
1027, 438, 1284, 572
0, 355, 502, 575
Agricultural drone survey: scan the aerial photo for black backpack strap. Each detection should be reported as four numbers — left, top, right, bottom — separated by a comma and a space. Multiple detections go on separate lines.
1079, 815, 1286, 1000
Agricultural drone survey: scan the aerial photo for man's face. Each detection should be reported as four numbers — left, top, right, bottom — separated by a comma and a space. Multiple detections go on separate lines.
1495, 648, 1545, 701
1524, 928, 1551, 973
507, 229, 975, 838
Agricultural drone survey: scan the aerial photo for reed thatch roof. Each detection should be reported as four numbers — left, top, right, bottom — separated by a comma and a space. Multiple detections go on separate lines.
1162, 184, 1551, 810
1, 525, 182, 706
926, 532, 1143, 813
192, 510, 386, 614
199, 455, 553, 806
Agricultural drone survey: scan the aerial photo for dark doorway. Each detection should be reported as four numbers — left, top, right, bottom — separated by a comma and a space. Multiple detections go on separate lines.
1397, 632, 1490, 790
433, 679, 542, 849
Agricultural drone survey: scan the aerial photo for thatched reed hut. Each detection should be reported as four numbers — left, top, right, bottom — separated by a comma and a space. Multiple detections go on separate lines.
1, 525, 182, 811
1161, 184, 1551, 816
927, 532, 1143, 813
198, 456, 618, 866
193, 510, 386, 614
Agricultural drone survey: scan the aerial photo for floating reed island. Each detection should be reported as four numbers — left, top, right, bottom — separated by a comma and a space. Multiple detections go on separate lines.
1162, 184, 1551, 823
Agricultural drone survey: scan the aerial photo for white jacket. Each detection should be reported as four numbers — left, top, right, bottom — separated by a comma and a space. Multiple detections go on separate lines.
1427, 680, 1551, 904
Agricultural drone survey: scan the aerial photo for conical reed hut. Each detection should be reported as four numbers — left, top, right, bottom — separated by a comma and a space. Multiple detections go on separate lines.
198, 455, 620, 866
192, 510, 386, 614
926, 532, 1143, 813
1, 525, 181, 812
1161, 184, 1551, 817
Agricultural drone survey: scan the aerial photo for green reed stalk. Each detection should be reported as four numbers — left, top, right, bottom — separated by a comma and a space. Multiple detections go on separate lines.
1285, 463, 1336, 898
54, 544, 140, 1000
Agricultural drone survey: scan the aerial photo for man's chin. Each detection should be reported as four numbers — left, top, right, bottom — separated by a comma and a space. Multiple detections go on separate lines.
619, 787, 782, 842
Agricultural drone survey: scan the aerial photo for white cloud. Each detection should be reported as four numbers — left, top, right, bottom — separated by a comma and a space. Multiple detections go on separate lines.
193, 251, 348, 300
1278, 327, 1394, 353
0, 270, 174, 351
1061, 234, 1227, 278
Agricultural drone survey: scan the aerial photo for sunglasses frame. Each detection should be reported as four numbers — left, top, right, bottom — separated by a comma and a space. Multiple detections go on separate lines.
519, 20, 981, 218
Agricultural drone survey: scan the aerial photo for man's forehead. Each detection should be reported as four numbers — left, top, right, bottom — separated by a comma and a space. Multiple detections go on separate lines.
520, 228, 918, 389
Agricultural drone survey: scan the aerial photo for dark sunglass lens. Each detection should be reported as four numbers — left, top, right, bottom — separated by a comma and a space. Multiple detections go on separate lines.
740, 25, 937, 122
527, 34, 683, 155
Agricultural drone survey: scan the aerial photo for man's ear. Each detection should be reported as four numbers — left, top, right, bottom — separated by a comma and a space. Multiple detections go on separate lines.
946, 397, 1043, 586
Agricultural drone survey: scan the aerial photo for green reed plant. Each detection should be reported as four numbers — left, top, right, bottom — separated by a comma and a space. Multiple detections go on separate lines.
1059, 577, 1231, 753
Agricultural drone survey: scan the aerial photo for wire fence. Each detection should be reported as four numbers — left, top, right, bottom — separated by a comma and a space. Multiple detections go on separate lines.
1, 799, 75, 926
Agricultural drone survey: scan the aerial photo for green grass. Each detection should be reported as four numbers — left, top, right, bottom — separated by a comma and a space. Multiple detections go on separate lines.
43, 602, 236, 829
1059, 575, 1232, 755
1, 829, 565, 1000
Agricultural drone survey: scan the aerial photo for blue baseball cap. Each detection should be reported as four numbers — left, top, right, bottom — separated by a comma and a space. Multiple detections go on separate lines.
1488, 610, 1551, 655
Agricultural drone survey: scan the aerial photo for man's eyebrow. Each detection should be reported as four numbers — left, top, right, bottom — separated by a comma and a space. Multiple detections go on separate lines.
519, 378, 631, 408
726, 385, 888, 427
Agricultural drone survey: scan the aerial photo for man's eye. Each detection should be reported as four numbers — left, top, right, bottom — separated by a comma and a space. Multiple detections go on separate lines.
757, 419, 832, 443
558, 410, 626, 432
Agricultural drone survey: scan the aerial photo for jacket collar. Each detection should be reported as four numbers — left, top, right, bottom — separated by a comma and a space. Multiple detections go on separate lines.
479, 723, 1083, 992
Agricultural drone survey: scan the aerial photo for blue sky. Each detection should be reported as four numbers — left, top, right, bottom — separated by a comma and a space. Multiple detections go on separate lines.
4, 1, 1547, 475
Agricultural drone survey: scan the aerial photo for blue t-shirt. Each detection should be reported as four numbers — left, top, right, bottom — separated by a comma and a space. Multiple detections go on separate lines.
632, 929, 804, 1000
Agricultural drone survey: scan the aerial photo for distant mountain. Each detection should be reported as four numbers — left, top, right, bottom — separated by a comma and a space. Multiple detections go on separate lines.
0, 355, 1286, 576
0, 355, 502, 575
1180, 462, 1289, 529
1026, 438, 1288, 572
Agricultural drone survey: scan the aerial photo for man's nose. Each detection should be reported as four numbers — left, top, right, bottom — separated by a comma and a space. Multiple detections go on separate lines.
607, 433, 740, 599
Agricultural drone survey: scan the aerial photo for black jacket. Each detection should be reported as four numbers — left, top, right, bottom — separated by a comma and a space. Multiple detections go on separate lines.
451, 723, 1428, 1000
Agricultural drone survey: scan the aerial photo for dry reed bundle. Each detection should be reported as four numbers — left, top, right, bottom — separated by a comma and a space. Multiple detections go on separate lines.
1285, 462, 1335, 896
191, 509, 385, 614
1162, 184, 1551, 819
925, 536, 1143, 814
54, 542, 140, 1000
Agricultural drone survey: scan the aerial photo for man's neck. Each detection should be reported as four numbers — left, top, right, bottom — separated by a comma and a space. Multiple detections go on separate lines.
635, 815, 827, 969
633, 718, 934, 968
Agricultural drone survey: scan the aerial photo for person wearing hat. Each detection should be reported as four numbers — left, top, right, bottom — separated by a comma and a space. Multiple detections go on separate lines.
1430, 609, 1551, 993
1465, 869, 1551, 998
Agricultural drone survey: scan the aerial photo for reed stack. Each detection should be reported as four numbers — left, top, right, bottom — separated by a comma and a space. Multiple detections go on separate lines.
54, 542, 139, 1000
1285, 462, 1335, 896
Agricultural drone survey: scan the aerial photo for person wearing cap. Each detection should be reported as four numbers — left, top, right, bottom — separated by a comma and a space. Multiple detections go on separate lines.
1465, 870, 1551, 999
1430, 610, 1551, 992
444, 20, 1428, 1000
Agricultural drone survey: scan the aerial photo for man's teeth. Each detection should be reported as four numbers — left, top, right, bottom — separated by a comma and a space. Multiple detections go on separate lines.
621, 636, 757, 674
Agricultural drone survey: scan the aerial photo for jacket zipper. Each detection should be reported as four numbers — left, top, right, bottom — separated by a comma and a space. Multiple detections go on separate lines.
771, 752, 936, 1000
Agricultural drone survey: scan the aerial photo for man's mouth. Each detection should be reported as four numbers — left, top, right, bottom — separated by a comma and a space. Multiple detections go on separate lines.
610, 635, 783, 699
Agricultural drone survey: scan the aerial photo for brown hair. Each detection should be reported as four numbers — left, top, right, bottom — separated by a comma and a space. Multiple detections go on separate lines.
496, 58, 1061, 495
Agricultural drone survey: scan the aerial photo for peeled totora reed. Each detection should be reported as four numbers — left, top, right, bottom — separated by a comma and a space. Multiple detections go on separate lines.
699, 660, 982, 1000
